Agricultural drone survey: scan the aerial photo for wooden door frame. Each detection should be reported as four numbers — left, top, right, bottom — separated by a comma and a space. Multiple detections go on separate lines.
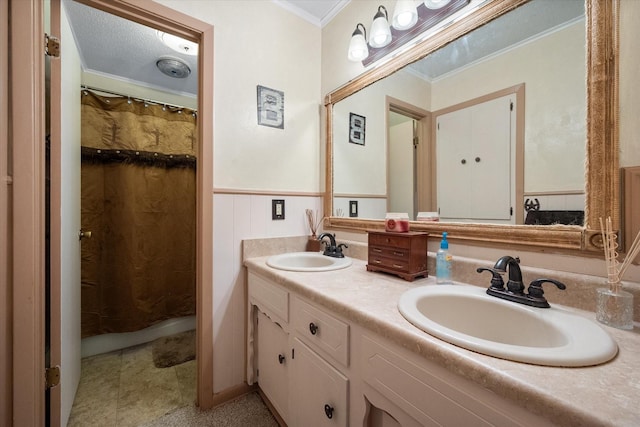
10, 1, 214, 424
385, 96, 432, 216
430, 84, 525, 224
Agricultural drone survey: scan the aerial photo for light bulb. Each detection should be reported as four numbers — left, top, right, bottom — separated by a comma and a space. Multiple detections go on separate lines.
392, 0, 418, 31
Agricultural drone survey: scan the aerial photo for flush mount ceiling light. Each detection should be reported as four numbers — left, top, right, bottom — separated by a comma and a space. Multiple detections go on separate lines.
369, 5, 392, 48
347, 23, 369, 61
157, 31, 198, 56
156, 57, 191, 78
424, 0, 452, 9
392, 0, 419, 31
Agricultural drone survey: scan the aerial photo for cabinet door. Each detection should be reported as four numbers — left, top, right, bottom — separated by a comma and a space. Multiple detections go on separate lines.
257, 311, 289, 422
290, 338, 348, 427
437, 94, 513, 221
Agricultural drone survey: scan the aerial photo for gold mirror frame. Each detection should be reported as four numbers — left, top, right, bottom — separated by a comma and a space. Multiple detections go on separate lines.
324, 0, 618, 253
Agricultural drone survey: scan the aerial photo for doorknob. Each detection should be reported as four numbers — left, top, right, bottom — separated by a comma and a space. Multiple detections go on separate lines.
79, 229, 92, 240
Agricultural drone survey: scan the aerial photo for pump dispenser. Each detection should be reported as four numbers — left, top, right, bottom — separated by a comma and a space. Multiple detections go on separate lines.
436, 232, 452, 284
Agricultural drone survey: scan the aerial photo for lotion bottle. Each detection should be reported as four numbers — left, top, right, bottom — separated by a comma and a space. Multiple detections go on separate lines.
436, 232, 452, 284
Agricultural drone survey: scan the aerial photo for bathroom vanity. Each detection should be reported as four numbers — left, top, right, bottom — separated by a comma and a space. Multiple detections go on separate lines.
245, 256, 640, 426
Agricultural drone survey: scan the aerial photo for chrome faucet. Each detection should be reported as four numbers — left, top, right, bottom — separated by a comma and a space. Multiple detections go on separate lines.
317, 233, 348, 258
477, 256, 566, 308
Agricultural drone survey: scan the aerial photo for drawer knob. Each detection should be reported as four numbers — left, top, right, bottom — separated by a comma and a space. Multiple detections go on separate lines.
278, 354, 285, 364
309, 322, 319, 335
324, 404, 334, 419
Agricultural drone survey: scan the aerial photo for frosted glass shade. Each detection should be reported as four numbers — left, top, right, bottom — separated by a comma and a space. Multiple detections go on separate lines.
424, 0, 452, 9
392, 0, 419, 30
348, 32, 369, 61
368, 6, 392, 48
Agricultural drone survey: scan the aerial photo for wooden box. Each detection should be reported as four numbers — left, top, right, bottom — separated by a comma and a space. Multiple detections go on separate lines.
366, 231, 428, 281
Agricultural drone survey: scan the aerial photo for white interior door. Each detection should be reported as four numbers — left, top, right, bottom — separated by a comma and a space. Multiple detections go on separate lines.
48, 0, 82, 425
436, 94, 514, 222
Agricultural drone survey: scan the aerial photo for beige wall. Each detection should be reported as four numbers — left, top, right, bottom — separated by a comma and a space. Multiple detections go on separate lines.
157, 0, 322, 193
333, 70, 429, 197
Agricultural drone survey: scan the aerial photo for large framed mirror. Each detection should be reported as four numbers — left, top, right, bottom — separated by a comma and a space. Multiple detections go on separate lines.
324, 0, 618, 253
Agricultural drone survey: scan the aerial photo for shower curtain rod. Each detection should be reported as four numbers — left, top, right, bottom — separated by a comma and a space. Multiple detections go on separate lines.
81, 85, 197, 113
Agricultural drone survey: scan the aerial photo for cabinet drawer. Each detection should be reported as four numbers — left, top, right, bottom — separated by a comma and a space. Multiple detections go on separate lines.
369, 233, 411, 249
369, 246, 409, 260
248, 272, 289, 323
292, 297, 349, 367
368, 255, 409, 271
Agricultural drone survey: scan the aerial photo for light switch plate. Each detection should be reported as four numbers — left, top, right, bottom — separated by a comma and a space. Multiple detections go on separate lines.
272, 199, 285, 220
349, 200, 358, 218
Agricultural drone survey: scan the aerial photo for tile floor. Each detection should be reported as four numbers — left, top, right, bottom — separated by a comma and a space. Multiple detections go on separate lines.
67, 341, 196, 427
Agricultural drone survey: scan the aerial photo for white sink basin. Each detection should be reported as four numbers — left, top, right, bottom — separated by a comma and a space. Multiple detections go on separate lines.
398, 285, 618, 367
266, 252, 352, 272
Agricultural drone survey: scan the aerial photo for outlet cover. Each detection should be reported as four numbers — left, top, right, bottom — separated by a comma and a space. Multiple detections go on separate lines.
272, 199, 285, 220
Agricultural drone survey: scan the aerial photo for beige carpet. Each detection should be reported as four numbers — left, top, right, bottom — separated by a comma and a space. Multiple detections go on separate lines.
152, 330, 196, 368
140, 392, 278, 427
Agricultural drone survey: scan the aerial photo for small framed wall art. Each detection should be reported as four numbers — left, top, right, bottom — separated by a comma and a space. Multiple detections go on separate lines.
257, 85, 284, 129
349, 113, 365, 145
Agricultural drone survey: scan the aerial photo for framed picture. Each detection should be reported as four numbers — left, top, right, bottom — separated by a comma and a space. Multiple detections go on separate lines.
257, 85, 284, 129
349, 113, 365, 145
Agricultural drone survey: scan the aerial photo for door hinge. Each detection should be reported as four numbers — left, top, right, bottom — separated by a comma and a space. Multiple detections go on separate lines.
291, 348, 295, 359
45, 366, 61, 389
510, 207, 513, 216
413, 136, 419, 147
510, 101, 514, 111
45, 34, 60, 57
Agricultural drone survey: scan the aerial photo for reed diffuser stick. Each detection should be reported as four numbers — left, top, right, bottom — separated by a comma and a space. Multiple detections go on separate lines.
599, 217, 621, 293
618, 226, 640, 280
305, 209, 323, 237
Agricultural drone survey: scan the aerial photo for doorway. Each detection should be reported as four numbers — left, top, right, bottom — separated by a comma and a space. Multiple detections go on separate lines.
43, 1, 214, 425
386, 97, 432, 219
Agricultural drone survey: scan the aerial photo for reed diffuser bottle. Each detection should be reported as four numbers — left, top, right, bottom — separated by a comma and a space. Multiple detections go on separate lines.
596, 217, 635, 330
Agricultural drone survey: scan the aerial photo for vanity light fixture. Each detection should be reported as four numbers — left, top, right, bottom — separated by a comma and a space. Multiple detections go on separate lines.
348, 23, 370, 61
392, 0, 419, 31
349, 0, 470, 65
424, 0, 452, 9
157, 31, 198, 56
369, 5, 392, 48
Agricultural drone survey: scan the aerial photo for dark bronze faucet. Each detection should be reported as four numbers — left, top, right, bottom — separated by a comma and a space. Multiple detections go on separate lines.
318, 233, 348, 258
477, 256, 566, 308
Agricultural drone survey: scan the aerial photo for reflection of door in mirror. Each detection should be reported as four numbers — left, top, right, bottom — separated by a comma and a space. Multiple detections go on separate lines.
435, 93, 516, 224
387, 98, 431, 221
388, 112, 416, 217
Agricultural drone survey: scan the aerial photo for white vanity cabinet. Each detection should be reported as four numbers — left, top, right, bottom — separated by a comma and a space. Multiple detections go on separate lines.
247, 269, 553, 427
249, 272, 350, 427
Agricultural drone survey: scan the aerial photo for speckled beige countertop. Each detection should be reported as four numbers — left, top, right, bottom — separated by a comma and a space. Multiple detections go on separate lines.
245, 256, 640, 427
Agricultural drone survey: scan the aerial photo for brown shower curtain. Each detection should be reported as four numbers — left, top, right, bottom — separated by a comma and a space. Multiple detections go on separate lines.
80, 90, 197, 338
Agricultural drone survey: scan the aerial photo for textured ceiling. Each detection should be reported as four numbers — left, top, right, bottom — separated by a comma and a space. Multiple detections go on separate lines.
409, 0, 584, 80
63, 0, 347, 97
63, 0, 583, 98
